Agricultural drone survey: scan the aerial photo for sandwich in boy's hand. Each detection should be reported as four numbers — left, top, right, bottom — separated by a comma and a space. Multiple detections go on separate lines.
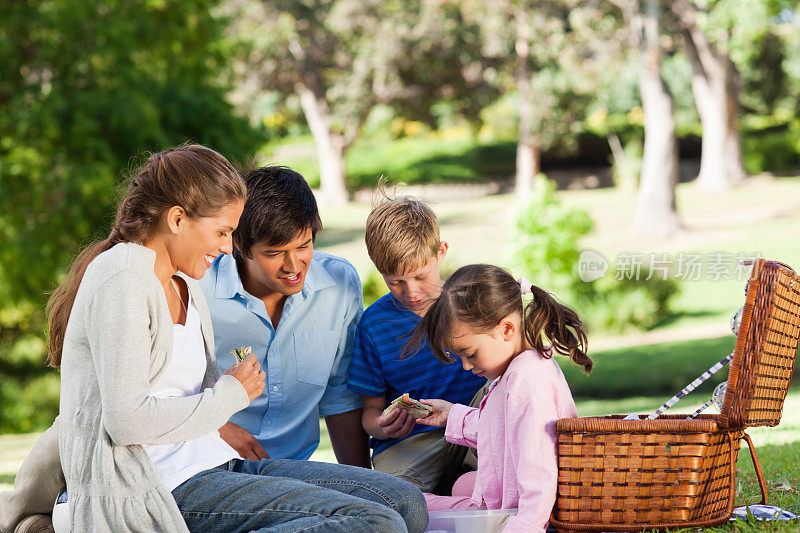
383, 393, 433, 419
230, 346, 252, 364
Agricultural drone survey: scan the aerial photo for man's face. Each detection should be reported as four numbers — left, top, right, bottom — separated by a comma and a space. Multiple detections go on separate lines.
242, 227, 314, 298
381, 242, 448, 316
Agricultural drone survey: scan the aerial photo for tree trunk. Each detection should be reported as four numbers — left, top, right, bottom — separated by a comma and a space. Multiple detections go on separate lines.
514, 7, 538, 199
678, 3, 746, 190
515, 141, 541, 197
690, 57, 745, 190
295, 81, 349, 205
634, 0, 681, 239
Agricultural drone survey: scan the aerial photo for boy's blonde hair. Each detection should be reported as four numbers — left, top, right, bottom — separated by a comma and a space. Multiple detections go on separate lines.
365, 195, 441, 275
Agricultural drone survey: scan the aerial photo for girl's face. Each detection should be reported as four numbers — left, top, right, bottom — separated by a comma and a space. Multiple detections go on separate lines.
170, 200, 244, 279
448, 315, 520, 381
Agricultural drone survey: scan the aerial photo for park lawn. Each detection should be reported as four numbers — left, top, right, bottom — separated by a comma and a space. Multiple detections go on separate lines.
316, 173, 800, 340
261, 134, 514, 189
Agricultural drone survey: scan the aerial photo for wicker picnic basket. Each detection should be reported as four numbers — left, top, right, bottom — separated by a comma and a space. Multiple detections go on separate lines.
550, 259, 800, 532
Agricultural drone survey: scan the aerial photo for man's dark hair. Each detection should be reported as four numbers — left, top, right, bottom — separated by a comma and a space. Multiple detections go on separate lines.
233, 166, 322, 262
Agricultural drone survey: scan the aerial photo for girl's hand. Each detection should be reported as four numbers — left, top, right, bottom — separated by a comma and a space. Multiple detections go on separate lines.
376, 406, 416, 439
416, 399, 453, 427
223, 352, 266, 402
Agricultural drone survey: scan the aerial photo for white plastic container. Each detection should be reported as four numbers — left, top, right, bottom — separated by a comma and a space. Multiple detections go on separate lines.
425, 508, 518, 533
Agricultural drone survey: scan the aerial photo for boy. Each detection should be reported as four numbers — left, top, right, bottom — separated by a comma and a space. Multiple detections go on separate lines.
200, 166, 369, 467
347, 196, 486, 492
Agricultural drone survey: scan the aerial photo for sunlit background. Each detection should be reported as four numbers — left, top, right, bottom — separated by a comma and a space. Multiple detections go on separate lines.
2, 0, 799, 510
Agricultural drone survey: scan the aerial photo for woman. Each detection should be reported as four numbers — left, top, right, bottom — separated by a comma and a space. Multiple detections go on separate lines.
48, 145, 427, 532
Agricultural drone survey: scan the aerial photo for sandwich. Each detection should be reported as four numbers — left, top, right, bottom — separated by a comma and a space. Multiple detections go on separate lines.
230, 346, 253, 364
383, 393, 433, 419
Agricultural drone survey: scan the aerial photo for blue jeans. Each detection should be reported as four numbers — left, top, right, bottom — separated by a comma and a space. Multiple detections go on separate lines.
171, 458, 428, 533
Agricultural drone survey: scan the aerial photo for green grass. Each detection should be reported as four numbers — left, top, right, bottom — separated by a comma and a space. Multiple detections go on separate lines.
562, 335, 738, 399
261, 134, 517, 189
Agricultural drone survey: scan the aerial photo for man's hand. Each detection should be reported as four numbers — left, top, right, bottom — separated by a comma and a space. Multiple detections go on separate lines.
219, 421, 270, 461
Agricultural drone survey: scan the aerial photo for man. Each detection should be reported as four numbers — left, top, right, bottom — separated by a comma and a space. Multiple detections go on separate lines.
200, 166, 370, 466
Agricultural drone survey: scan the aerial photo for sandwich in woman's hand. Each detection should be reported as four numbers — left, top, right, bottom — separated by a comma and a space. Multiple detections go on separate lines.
383, 393, 433, 419
230, 346, 252, 364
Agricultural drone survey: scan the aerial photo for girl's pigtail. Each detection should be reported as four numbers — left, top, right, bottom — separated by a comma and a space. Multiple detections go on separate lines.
523, 286, 592, 374
400, 296, 454, 364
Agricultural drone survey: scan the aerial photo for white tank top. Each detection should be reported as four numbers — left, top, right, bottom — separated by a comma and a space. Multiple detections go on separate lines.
143, 290, 239, 491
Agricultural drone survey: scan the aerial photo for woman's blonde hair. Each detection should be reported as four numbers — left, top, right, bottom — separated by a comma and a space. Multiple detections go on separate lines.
46, 145, 246, 369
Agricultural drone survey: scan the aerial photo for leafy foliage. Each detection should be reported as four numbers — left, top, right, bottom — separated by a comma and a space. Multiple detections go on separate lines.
512, 175, 594, 298
0, 0, 263, 432
512, 175, 678, 334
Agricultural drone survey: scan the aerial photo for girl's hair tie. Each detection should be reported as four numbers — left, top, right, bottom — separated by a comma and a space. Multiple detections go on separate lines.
517, 276, 533, 295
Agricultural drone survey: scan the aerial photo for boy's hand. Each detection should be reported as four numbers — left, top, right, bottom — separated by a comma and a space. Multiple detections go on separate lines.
415, 399, 452, 427
376, 406, 416, 438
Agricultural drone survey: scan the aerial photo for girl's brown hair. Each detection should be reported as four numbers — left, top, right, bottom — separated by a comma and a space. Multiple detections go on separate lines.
405, 264, 592, 374
46, 145, 246, 369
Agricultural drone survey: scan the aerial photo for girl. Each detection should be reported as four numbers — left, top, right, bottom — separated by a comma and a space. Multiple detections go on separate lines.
404, 264, 592, 533
48, 145, 426, 532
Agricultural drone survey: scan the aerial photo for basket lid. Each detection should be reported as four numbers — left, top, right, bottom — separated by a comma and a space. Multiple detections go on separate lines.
719, 259, 800, 429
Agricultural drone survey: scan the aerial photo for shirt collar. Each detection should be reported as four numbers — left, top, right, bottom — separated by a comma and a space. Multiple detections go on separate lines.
301, 253, 337, 296
213, 252, 337, 300
214, 254, 247, 300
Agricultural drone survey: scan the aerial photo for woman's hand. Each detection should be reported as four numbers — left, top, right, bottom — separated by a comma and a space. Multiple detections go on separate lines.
223, 352, 265, 402
376, 407, 417, 439
415, 399, 453, 427
219, 421, 270, 461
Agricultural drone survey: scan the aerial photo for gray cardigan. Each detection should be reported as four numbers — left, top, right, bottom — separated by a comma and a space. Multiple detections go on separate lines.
58, 242, 248, 532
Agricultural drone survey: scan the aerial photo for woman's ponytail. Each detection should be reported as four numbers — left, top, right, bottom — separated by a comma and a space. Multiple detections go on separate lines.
46, 232, 124, 369
523, 286, 592, 374
45, 144, 245, 369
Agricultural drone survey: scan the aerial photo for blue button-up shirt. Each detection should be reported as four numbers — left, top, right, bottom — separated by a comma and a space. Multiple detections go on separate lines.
199, 251, 363, 460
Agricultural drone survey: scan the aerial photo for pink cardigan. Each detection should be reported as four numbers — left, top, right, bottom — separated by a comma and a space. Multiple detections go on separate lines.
425, 349, 578, 532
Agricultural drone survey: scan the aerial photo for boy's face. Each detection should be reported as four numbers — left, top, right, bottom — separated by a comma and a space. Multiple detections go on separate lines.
241, 227, 314, 299
382, 242, 448, 316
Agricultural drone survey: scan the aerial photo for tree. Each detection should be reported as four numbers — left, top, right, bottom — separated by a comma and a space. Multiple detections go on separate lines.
635, 0, 681, 238
610, 0, 681, 238
0, 0, 262, 432
230, 0, 484, 204
667, 0, 779, 190
460, 0, 594, 198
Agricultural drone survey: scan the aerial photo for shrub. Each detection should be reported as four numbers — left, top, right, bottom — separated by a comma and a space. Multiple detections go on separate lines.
512, 175, 678, 334
361, 270, 389, 307
580, 274, 679, 334
512, 175, 594, 299
743, 120, 800, 174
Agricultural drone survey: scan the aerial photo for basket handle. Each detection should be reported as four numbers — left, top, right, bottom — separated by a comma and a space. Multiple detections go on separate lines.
741, 432, 768, 506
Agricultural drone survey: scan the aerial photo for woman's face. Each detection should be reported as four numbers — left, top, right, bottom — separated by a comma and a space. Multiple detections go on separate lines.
172, 200, 244, 279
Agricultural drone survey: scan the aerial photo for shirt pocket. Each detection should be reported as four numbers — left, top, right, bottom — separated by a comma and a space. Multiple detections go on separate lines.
293, 330, 340, 387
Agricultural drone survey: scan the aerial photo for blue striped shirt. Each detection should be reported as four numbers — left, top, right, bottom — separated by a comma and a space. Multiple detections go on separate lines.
348, 292, 486, 457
